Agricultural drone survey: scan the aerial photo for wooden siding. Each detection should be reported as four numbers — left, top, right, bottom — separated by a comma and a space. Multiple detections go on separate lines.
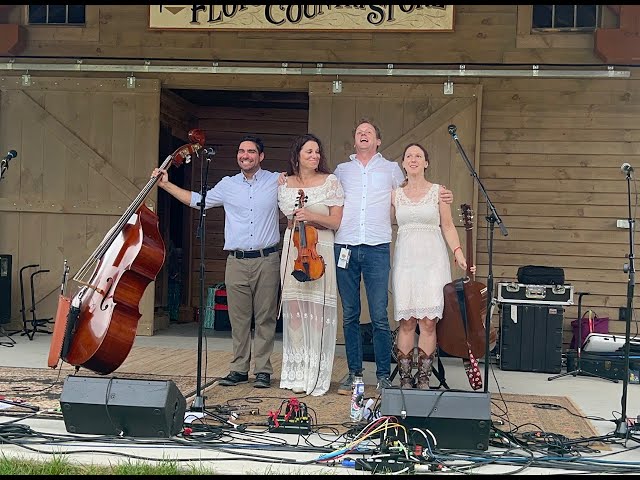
6, 5, 614, 65
1, 4, 639, 347
477, 78, 640, 344
0, 78, 161, 336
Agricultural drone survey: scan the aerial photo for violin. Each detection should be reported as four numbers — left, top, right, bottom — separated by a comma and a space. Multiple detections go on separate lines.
291, 189, 325, 282
47, 129, 206, 374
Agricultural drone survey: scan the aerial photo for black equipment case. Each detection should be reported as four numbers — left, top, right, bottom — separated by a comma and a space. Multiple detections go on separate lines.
566, 351, 640, 382
517, 265, 565, 285
499, 303, 564, 374
497, 282, 574, 306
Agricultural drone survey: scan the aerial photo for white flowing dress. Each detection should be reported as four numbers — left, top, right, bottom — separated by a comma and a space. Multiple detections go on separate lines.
278, 174, 344, 395
392, 183, 452, 322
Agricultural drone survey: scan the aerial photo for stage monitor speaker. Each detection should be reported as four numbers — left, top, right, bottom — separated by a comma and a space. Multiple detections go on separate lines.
60, 376, 186, 437
380, 388, 491, 451
0, 255, 11, 324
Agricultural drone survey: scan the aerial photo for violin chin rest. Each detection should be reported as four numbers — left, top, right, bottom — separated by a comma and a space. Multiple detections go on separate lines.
291, 270, 311, 283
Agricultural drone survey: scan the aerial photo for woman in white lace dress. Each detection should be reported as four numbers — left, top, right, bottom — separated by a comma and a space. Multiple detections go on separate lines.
391, 143, 473, 389
278, 133, 344, 396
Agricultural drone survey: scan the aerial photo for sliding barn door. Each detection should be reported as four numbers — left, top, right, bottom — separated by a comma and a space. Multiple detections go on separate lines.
308, 81, 483, 339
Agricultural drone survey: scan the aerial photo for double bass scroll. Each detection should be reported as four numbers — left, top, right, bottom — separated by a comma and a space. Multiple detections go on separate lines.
48, 129, 207, 375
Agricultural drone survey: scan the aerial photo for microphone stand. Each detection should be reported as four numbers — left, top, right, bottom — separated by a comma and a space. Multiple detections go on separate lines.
1, 157, 12, 182
0, 153, 16, 345
187, 147, 247, 432
448, 125, 508, 394
613, 167, 637, 440
191, 148, 216, 412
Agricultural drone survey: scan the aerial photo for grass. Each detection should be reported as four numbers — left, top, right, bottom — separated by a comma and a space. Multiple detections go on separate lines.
0, 455, 217, 475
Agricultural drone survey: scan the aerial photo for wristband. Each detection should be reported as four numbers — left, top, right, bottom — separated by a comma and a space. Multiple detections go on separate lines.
453, 246, 462, 255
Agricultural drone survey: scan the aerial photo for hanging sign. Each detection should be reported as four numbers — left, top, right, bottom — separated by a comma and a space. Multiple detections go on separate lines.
149, 5, 455, 32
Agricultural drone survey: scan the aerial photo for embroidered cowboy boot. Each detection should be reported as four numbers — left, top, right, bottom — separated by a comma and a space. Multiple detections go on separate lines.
416, 348, 435, 390
396, 348, 414, 389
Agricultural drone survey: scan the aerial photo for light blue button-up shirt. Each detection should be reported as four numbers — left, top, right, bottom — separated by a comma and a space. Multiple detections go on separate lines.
190, 168, 280, 251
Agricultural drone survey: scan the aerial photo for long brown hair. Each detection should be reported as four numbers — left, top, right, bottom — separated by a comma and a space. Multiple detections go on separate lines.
399, 142, 430, 188
286, 133, 332, 176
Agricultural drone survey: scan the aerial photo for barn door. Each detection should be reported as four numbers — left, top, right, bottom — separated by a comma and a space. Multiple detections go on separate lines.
308, 81, 482, 337
0, 77, 161, 336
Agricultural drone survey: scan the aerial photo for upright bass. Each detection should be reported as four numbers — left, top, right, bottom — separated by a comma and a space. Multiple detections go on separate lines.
437, 204, 496, 360
47, 129, 206, 374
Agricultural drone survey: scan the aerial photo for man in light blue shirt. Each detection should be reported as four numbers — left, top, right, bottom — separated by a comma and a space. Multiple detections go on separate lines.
153, 135, 280, 389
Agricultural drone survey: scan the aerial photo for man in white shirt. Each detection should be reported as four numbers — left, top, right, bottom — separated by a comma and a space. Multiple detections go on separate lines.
333, 119, 453, 394
153, 135, 280, 390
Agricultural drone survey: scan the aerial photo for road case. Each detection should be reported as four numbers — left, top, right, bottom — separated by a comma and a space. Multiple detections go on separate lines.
499, 303, 564, 374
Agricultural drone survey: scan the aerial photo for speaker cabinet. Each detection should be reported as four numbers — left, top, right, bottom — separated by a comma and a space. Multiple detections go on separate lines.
60, 376, 186, 437
0, 255, 11, 324
380, 388, 491, 450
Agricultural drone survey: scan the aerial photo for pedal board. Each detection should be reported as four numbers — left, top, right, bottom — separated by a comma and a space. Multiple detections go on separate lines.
267, 415, 311, 434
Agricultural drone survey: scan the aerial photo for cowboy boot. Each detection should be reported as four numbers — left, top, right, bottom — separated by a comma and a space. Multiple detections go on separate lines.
416, 348, 435, 390
396, 348, 414, 389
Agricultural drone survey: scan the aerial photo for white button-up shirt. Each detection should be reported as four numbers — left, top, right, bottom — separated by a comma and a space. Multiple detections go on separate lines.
334, 153, 404, 245
190, 168, 280, 251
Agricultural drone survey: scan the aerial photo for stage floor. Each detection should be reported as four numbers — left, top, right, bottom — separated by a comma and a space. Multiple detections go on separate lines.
1, 321, 638, 474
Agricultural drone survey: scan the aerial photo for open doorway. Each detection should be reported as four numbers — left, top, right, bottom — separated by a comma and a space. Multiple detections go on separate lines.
155, 89, 309, 330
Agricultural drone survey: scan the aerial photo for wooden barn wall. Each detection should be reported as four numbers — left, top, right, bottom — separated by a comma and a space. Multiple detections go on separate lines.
478, 77, 640, 345
3, 5, 639, 344
0, 78, 161, 336
5, 5, 618, 65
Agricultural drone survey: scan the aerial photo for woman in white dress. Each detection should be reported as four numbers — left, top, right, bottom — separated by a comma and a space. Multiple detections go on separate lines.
391, 143, 473, 389
278, 133, 344, 396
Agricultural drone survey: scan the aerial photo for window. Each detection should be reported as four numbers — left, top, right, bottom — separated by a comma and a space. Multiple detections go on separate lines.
28, 5, 85, 25
532, 5, 600, 31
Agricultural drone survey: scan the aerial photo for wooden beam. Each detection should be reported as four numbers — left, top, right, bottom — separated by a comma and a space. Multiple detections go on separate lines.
595, 5, 640, 63
0, 24, 24, 55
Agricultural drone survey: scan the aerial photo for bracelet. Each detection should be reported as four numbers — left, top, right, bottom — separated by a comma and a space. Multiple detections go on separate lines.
453, 246, 462, 255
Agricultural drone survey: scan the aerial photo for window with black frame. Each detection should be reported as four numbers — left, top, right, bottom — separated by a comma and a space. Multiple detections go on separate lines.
532, 5, 600, 31
28, 5, 85, 25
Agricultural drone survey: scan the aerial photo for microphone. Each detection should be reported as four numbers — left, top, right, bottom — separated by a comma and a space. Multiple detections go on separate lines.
202, 146, 216, 157
2, 150, 17, 162
621, 162, 634, 175
0, 150, 17, 179
447, 125, 457, 138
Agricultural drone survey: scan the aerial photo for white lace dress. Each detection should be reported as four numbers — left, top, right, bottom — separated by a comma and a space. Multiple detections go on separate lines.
278, 174, 344, 395
392, 183, 452, 322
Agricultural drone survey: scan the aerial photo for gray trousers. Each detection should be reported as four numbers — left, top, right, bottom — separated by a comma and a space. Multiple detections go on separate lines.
225, 252, 280, 375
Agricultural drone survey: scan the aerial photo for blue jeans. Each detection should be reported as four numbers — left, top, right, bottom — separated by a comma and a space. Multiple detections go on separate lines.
334, 243, 392, 379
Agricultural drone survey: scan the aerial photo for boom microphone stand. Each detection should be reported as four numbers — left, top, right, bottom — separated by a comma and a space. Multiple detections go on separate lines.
448, 125, 508, 393
547, 292, 617, 383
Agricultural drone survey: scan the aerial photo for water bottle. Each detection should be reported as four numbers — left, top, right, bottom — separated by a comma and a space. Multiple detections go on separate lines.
350, 375, 365, 421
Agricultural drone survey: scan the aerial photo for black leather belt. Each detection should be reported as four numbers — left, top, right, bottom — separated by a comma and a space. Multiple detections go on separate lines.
229, 245, 278, 259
